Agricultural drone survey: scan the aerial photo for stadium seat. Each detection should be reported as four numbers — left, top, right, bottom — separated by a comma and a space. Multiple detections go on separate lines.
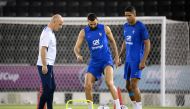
106, 1, 118, 11
171, 0, 185, 12
95, 12, 105, 17
137, 12, 145, 16
92, 1, 105, 13
15, 0, 29, 16
158, 0, 172, 12
117, 1, 132, 16
55, 0, 67, 7
79, 12, 88, 17
131, 0, 144, 13
6, 0, 16, 7
53, 1, 67, 16
172, 12, 186, 21
3, 0, 16, 16
29, 12, 41, 17
106, 12, 118, 17
54, 1, 67, 11
79, 1, 92, 14
146, 12, 158, 16
29, 1, 42, 17
30, 1, 41, 7
16, 5, 29, 17
42, 1, 54, 7
4, 12, 16, 16
67, 1, 79, 14
17, 11, 29, 17
144, 0, 158, 14
17, 0, 29, 7
41, 1, 54, 17
159, 12, 173, 19
105, 1, 118, 16
67, 12, 80, 17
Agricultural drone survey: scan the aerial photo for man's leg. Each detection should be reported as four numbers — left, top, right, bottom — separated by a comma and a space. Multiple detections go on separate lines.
84, 73, 95, 109
46, 65, 56, 109
131, 78, 141, 109
38, 86, 48, 109
126, 80, 136, 109
130, 61, 142, 109
104, 66, 121, 109
46, 89, 54, 109
37, 66, 48, 109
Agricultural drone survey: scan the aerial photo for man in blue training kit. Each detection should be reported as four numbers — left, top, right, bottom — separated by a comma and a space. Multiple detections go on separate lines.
37, 14, 64, 109
74, 13, 121, 109
119, 6, 151, 109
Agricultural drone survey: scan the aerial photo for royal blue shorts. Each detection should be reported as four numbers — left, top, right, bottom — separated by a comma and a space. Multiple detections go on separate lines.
87, 60, 114, 80
124, 61, 142, 80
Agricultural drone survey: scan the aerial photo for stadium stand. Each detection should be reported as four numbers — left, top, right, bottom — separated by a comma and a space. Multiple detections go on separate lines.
0, 0, 189, 21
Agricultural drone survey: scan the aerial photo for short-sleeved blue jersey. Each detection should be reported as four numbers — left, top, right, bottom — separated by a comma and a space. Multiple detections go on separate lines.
84, 24, 112, 62
123, 21, 149, 62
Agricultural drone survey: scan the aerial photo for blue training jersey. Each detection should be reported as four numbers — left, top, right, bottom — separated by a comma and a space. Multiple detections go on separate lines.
123, 20, 149, 62
84, 24, 112, 62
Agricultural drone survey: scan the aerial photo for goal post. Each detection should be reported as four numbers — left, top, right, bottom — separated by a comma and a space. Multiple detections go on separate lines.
161, 16, 166, 107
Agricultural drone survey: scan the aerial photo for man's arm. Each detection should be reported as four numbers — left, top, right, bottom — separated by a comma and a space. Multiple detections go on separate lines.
105, 25, 119, 67
119, 41, 126, 58
41, 46, 47, 66
41, 46, 48, 74
74, 29, 85, 62
139, 39, 151, 69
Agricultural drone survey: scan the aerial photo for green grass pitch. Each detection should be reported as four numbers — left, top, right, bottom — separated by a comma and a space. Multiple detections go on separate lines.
0, 105, 189, 109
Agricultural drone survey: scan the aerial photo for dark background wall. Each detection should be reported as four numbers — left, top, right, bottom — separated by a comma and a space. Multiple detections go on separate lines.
0, 0, 189, 21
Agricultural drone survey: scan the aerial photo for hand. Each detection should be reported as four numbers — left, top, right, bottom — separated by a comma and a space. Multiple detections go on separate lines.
118, 58, 122, 67
117, 54, 123, 67
77, 55, 83, 62
139, 61, 146, 70
42, 65, 48, 74
114, 56, 120, 68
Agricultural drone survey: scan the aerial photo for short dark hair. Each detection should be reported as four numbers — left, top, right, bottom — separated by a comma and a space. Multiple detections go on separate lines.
87, 13, 97, 21
125, 6, 136, 13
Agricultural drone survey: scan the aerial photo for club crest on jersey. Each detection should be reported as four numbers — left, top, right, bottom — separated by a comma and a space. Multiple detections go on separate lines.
132, 30, 135, 34
99, 32, 102, 36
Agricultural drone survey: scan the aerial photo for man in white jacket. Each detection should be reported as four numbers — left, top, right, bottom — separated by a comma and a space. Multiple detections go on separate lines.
37, 14, 64, 109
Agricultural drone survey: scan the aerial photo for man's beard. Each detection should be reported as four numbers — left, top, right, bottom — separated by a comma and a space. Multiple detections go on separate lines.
89, 25, 98, 30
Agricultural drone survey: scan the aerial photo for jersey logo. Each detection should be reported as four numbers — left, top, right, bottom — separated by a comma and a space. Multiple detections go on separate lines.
126, 35, 133, 45
126, 35, 132, 41
93, 39, 100, 46
134, 72, 138, 76
92, 39, 103, 50
99, 32, 102, 36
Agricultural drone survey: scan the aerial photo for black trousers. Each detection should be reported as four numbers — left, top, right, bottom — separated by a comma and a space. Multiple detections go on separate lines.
37, 65, 56, 109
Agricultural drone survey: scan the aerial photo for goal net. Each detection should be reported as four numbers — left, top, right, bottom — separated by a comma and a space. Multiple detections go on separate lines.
0, 17, 189, 107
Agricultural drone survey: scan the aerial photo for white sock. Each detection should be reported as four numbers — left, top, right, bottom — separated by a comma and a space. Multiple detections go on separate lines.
136, 102, 142, 109
132, 101, 136, 109
114, 99, 121, 109
88, 102, 93, 109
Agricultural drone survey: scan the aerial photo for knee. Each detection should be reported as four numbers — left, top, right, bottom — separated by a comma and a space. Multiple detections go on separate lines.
84, 83, 92, 91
